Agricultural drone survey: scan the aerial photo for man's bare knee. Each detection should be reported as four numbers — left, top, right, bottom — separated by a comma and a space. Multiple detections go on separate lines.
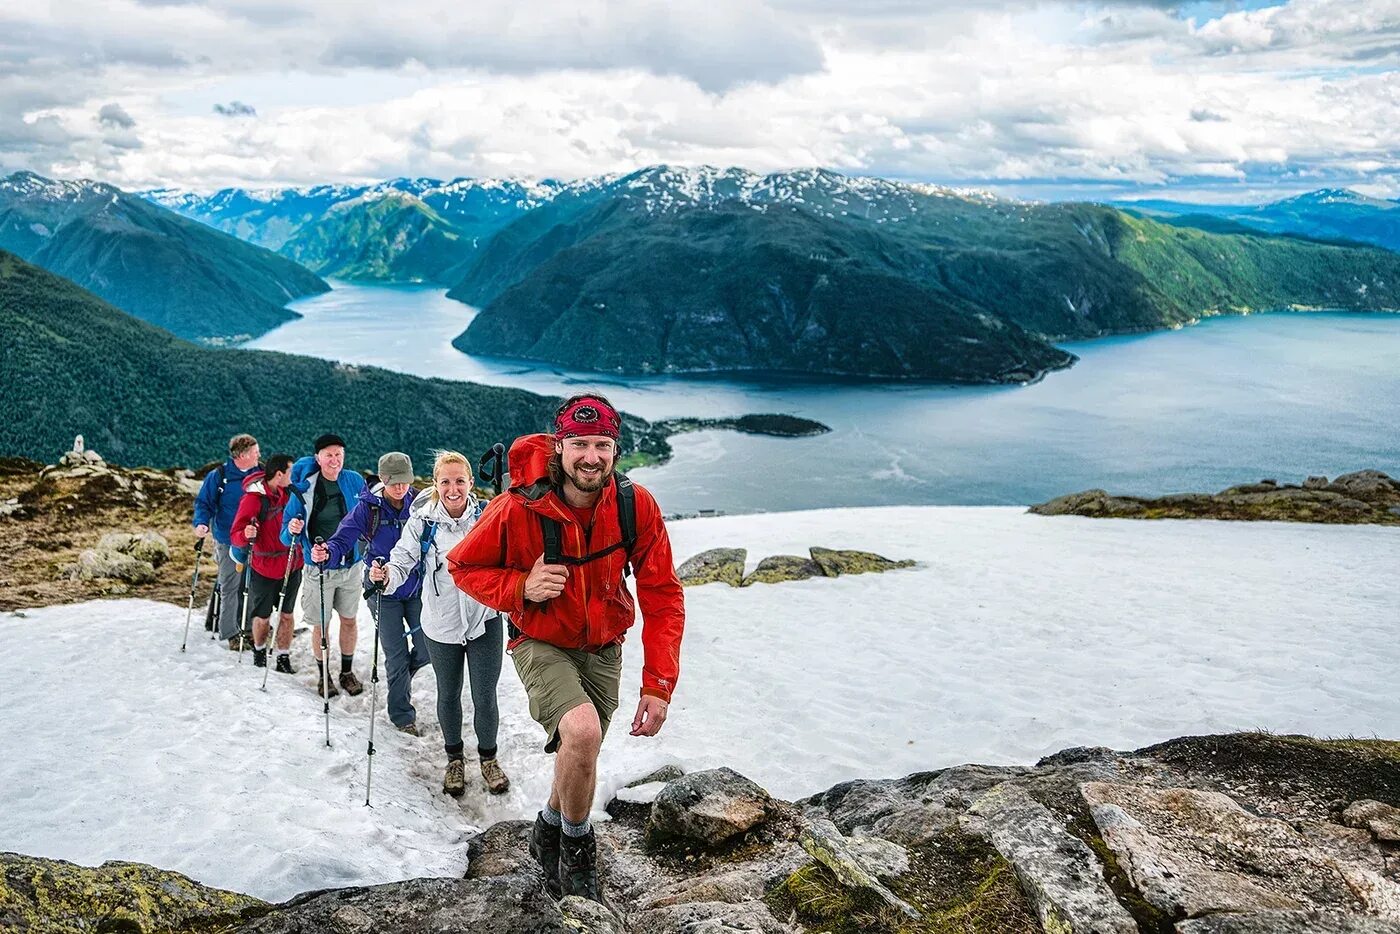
558, 703, 602, 753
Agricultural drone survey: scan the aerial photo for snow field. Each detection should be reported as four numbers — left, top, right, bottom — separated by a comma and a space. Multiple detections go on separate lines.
1, 506, 1395, 902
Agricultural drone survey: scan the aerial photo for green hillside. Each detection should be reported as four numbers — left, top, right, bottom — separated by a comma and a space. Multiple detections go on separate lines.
280, 192, 470, 285
0, 250, 658, 470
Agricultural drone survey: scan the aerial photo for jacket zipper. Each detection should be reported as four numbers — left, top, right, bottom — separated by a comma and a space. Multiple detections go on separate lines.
577, 518, 591, 648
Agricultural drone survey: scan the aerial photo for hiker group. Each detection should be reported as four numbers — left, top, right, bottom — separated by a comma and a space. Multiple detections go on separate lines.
187, 394, 686, 903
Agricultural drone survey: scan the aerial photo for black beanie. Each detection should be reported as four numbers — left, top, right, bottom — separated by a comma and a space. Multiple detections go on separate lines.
314, 433, 346, 453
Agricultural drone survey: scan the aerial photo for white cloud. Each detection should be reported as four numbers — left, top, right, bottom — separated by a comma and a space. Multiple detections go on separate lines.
2, 0, 1398, 198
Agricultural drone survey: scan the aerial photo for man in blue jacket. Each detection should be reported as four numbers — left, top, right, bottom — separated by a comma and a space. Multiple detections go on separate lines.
192, 433, 260, 647
282, 434, 367, 696
315, 451, 429, 733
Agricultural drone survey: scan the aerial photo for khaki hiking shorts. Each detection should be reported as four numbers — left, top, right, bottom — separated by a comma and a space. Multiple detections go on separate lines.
301, 563, 362, 622
511, 638, 622, 753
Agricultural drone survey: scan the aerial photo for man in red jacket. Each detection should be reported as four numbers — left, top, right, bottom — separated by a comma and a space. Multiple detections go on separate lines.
449, 394, 684, 904
231, 454, 304, 672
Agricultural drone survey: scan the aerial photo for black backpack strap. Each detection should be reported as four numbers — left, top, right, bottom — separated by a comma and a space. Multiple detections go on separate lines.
615, 474, 637, 576
540, 515, 564, 565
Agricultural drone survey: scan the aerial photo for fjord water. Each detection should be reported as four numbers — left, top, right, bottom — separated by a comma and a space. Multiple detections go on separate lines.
249, 284, 1400, 514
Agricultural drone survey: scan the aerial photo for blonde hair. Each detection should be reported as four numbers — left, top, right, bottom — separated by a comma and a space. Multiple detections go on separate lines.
428, 450, 473, 504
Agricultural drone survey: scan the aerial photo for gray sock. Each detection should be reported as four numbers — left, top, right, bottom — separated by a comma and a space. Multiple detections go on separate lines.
540, 805, 562, 828
562, 815, 591, 838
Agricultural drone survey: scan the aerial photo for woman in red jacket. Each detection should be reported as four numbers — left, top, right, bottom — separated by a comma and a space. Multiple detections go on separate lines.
447, 394, 684, 904
231, 454, 304, 672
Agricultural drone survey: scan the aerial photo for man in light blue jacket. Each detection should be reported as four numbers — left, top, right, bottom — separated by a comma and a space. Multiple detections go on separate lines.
192, 433, 260, 647
281, 434, 366, 696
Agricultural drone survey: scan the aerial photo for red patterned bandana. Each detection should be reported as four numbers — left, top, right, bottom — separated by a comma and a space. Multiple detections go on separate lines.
554, 397, 621, 440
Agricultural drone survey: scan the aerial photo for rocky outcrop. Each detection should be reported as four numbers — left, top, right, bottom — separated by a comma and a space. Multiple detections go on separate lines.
7, 732, 1400, 933
1031, 470, 1400, 525
0, 852, 266, 932
679, 546, 916, 588
676, 548, 747, 587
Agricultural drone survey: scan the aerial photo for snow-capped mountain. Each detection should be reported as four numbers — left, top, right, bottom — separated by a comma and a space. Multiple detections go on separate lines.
0, 170, 327, 342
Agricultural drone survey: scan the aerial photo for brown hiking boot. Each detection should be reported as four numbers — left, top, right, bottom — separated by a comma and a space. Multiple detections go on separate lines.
396, 721, 421, 736
480, 757, 510, 795
339, 670, 364, 696
443, 758, 466, 797
316, 662, 339, 697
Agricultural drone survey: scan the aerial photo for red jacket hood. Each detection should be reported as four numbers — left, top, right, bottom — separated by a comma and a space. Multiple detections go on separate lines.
508, 433, 555, 489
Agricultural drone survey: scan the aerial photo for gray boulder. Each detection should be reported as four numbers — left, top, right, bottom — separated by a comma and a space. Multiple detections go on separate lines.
740, 555, 822, 586
648, 768, 774, 847
677, 548, 747, 587
1329, 470, 1400, 499
61, 548, 157, 584
799, 817, 919, 919
1083, 782, 1400, 919
233, 876, 569, 933
966, 784, 1137, 933
1343, 800, 1400, 844
808, 547, 914, 577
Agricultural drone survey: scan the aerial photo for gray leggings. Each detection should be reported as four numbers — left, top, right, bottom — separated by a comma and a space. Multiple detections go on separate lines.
425, 616, 503, 759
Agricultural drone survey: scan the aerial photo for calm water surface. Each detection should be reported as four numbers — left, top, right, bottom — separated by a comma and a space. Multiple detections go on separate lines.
249, 284, 1400, 514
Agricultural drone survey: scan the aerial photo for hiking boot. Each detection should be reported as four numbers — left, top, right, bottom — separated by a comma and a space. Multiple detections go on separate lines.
559, 829, 600, 902
252, 647, 267, 668
480, 757, 510, 795
315, 663, 339, 697
274, 654, 295, 674
443, 758, 466, 797
396, 721, 421, 736
339, 671, 364, 696
227, 634, 250, 651
529, 813, 562, 898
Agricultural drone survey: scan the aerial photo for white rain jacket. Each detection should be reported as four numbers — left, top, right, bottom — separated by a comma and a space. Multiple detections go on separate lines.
382, 493, 495, 644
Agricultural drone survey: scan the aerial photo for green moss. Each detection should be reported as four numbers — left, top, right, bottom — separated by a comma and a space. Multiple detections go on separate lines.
0, 854, 266, 934
765, 832, 1039, 934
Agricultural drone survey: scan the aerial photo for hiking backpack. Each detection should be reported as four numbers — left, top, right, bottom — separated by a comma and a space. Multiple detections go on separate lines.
538, 474, 638, 576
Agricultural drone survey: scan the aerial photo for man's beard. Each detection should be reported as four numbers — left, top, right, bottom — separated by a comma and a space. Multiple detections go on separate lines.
566, 461, 613, 493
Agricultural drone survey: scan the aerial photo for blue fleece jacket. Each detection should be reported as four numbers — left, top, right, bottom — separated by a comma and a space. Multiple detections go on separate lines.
324, 484, 423, 601
192, 460, 257, 545
280, 455, 367, 567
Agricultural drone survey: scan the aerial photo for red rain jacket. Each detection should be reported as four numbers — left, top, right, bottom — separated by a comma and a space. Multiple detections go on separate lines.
231, 471, 304, 580
447, 434, 685, 702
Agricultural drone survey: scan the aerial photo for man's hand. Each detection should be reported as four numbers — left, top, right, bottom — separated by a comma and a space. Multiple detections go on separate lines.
288, 517, 305, 536
523, 553, 568, 602
630, 695, 669, 737
311, 542, 329, 564
242, 523, 258, 542
194, 524, 209, 539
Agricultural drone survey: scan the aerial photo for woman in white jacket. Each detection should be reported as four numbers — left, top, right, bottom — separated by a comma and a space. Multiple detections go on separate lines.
369, 451, 509, 798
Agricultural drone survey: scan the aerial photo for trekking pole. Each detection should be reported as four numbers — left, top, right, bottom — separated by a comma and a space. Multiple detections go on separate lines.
364, 559, 386, 806
477, 442, 505, 496
179, 539, 207, 653
262, 543, 297, 693
236, 559, 253, 665
315, 536, 331, 747
208, 579, 220, 640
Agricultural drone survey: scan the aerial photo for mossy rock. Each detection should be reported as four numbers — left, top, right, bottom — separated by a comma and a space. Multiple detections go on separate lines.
809, 547, 915, 578
0, 851, 266, 933
676, 548, 746, 588
766, 830, 1040, 934
741, 555, 823, 586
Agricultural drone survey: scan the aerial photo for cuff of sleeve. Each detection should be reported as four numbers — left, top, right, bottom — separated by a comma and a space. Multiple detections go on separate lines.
511, 571, 528, 615
641, 685, 672, 703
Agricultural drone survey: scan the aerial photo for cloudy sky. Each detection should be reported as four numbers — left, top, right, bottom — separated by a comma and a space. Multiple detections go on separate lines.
2, 0, 1396, 200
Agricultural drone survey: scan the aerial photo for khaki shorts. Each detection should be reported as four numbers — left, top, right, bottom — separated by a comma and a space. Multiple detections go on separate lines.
301, 563, 362, 622
511, 638, 622, 753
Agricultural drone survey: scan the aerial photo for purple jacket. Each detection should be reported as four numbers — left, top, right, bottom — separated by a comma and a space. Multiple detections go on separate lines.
325, 484, 422, 601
